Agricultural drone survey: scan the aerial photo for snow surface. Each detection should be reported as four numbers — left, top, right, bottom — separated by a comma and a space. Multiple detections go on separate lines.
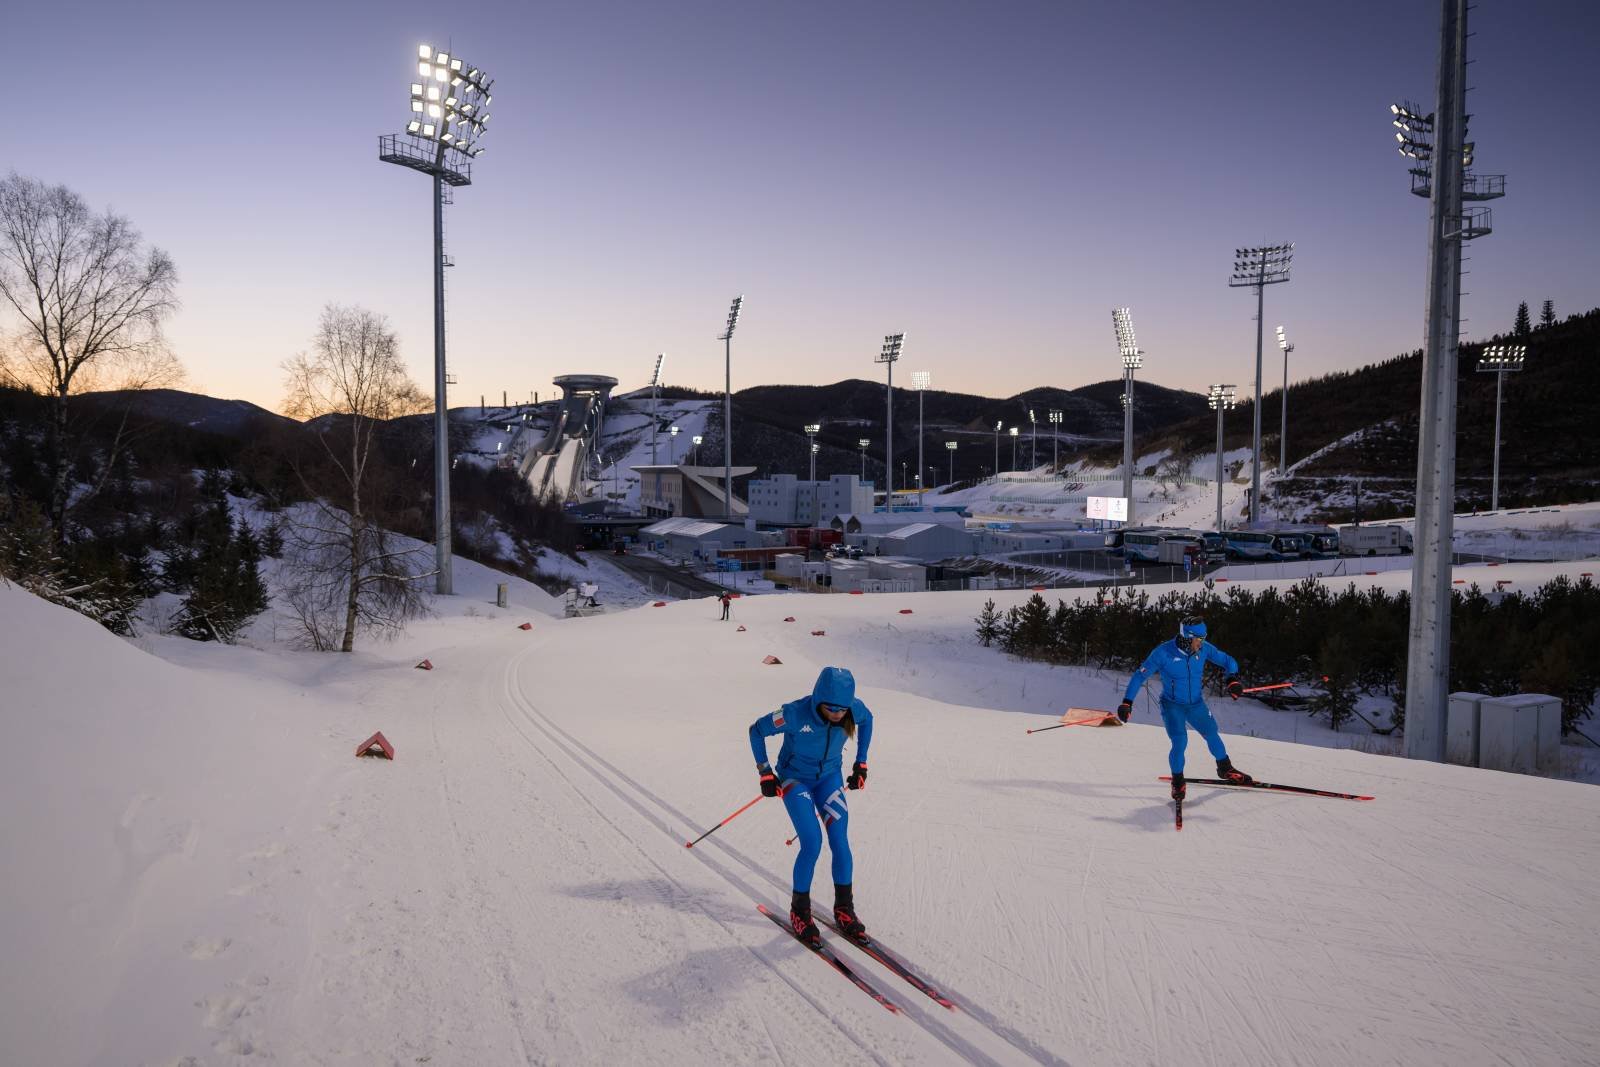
5, 543, 1600, 1064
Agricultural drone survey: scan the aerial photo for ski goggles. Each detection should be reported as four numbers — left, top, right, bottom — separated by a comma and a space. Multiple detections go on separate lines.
818, 702, 850, 716
1178, 616, 1207, 640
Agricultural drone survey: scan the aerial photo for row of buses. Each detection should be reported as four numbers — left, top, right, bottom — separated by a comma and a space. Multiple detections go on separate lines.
1105, 523, 1408, 565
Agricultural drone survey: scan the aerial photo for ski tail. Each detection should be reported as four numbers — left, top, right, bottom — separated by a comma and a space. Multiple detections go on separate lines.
1160, 776, 1374, 802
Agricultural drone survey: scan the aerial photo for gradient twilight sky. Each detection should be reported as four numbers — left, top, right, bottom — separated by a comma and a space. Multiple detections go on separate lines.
17, 0, 1599, 411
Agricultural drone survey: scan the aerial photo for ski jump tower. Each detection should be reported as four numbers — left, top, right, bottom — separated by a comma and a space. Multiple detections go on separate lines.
518, 374, 618, 502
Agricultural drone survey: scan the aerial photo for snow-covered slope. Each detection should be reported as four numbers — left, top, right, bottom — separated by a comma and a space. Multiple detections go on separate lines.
3, 558, 1598, 1065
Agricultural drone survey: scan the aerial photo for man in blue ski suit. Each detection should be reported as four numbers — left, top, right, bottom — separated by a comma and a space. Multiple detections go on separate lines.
749, 665, 873, 947
1118, 615, 1252, 801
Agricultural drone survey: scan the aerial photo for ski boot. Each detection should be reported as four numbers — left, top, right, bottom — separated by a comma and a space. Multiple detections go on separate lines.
789, 891, 822, 948
1170, 773, 1186, 801
1216, 758, 1254, 785
833, 883, 867, 940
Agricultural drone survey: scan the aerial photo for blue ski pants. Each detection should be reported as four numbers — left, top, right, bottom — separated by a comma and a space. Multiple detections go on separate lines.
1160, 699, 1230, 776
780, 769, 852, 893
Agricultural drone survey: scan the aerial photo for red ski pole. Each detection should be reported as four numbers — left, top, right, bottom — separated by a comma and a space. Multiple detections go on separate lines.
684, 794, 764, 848
1241, 682, 1295, 694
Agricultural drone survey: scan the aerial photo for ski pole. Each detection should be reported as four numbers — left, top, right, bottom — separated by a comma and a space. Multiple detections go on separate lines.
787, 812, 834, 847
1026, 714, 1111, 735
1241, 682, 1295, 694
684, 794, 764, 848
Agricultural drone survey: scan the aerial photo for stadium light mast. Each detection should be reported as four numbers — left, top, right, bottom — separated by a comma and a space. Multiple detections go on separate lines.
1113, 307, 1143, 525
1048, 409, 1063, 473
1009, 426, 1019, 471
877, 333, 905, 505
691, 434, 703, 465
945, 440, 957, 485
1228, 243, 1293, 526
805, 423, 821, 481
379, 42, 494, 595
857, 437, 870, 481
717, 296, 743, 520
1393, 0, 1506, 763
649, 353, 665, 465
1208, 385, 1237, 531
1275, 325, 1295, 508
669, 424, 680, 463
911, 371, 931, 506
992, 419, 1002, 480
1476, 345, 1525, 511
1028, 408, 1037, 470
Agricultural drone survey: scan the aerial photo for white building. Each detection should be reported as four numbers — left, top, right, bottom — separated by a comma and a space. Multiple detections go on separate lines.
747, 474, 875, 526
640, 517, 759, 561
875, 522, 976, 560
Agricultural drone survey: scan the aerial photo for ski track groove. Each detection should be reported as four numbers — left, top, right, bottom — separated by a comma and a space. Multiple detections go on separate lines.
492, 652, 895, 1067
496, 644, 1042, 1067
432, 711, 537, 1065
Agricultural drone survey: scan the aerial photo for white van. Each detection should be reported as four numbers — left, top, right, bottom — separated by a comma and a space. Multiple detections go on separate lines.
1339, 525, 1413, 557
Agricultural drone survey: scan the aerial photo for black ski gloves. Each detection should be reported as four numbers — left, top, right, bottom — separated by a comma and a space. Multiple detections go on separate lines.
758, 763, 780, 797
1226, 676, 1244, 700
846, 761, 868, 790
1117, 700, 1134, 723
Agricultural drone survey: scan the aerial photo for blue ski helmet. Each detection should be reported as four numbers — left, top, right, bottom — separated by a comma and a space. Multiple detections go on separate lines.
1178, 615, 1207, 641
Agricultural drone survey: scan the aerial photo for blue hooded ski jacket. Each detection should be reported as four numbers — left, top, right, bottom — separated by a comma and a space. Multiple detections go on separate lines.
749, 666, 874, 780
1124, 639, 1240, 706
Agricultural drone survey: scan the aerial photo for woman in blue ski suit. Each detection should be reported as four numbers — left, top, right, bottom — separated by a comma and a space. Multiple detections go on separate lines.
1118, 615, 1253, 800
749, 665, 873, 947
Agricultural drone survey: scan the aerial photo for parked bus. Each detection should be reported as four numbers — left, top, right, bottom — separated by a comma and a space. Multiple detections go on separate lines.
1121, 530, 1172, 564
1221, 529, 1283, 561
1157, 530, 1226, 564
1103, 526, 1170, 555
1265, 523, 1340, 558
1339, 524, 1413, 557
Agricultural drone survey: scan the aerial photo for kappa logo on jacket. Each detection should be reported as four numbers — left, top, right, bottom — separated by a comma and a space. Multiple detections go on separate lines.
800, 724, 813, 733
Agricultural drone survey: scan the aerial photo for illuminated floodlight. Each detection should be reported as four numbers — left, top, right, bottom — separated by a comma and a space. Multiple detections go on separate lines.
1112, 307, 1143, 370
876, 333, 905, 497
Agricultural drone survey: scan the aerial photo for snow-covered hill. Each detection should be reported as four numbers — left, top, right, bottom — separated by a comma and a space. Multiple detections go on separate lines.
5, 550, 1600, 1064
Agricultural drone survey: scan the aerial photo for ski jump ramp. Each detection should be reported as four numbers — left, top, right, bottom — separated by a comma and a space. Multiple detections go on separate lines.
518, 374, 618, 502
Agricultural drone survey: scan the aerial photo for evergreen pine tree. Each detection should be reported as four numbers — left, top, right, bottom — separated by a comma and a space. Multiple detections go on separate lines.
261, 517, 285, 558
233, 522, 270, 618
1513, 301, 1531, 336
1539, 300, 1555, 329
974, 598, 1002, 647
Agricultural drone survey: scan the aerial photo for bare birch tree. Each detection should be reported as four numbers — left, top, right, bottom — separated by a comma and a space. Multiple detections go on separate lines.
281, 305, 432, 652
0, 173, 180, 533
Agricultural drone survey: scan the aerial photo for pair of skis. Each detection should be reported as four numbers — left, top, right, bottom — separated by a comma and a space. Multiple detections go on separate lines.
757, 904, 955, 1014
1162, 775, 1375, 831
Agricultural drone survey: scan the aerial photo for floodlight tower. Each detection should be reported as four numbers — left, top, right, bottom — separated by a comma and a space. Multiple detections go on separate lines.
1392, 0, 1506, 763
911, 371, 931, 505
877, 334, 905, 502
1028, 409, 1037, 470
1228, 244, 1293, 525
945, 440, 958, 485
379, 43, 494, 595
1477, 344, 1525, 511
691, 434, 703, 465
1048, 410, 1063, 472
1009, 426, 1019, 471
1275, 325, 1295, 505
669, 424, 680, 463
1113, 307, 1143, 525
992, 420, 1002, 479
805, 423, 821, 481
717, 296, 744, 520
857, 438, 870, 480
649, 353, 665, 465
1208, 384, 1237, 531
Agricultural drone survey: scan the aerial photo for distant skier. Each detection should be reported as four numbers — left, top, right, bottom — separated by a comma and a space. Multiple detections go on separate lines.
1118, 615, 1251, 801
718, 592, 732, 620
749, 666, 874, 948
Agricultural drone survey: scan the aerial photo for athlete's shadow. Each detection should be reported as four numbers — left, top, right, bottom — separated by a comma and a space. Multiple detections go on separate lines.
968, 778, 1220, 832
